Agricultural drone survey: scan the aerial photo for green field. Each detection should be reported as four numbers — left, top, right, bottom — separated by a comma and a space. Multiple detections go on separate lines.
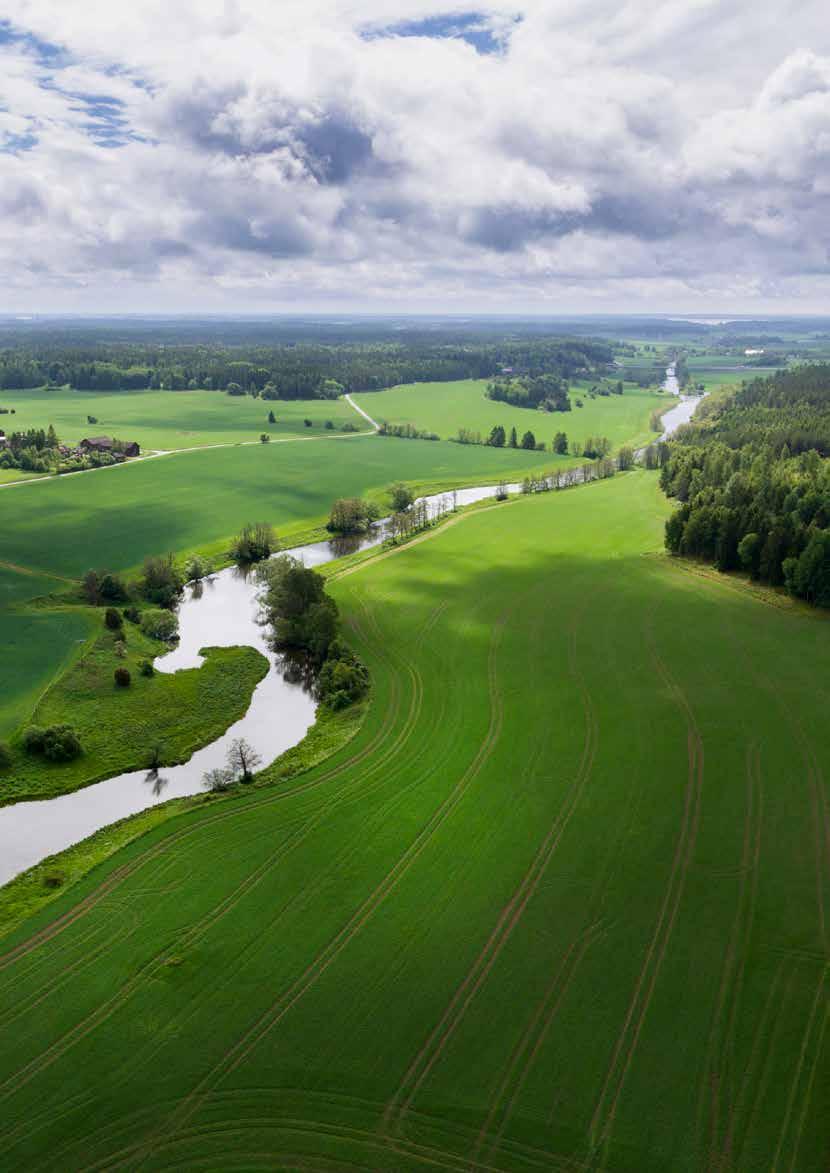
0, 472, 827, 1171
0, 387, 359, 451
0, 433, 562, 580
353, 379, 669, 450
1, 623, 267, 804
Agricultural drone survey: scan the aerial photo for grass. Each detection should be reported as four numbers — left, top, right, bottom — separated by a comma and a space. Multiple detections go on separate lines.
0, 387, 358, 450
353, 377, 668, 451
0, 620, 268, 803
0, 471, 827, 1171
0, 567, 96, 740
0, 433, 561, 580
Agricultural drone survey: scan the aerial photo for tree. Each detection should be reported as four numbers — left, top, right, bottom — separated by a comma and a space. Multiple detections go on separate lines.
226, 737, 262, 782
509, 427, 518, 449
617, 446, 635, 471
267, 410, 276, 424
552, 432, 568, 455
229, 522, 277, 563
260, 433, 270, 443
114, 667, 131, 687
521, 430, 536, 450
389, 482, 414, 512
202, 767, 234, 792
185, 554, 212, 581
488, 425, 506, 448
226, 382, 244, 396
140, 609, 179, 641
304, 418, 313, 427
24, 724, 82, 762
104, 607, 123, 631
327, 498, 379, 534
737, 532, 761, 577
141, 554, 183, 608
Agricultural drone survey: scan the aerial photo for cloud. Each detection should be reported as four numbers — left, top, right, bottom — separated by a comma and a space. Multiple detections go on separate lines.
0, 1, 828, 310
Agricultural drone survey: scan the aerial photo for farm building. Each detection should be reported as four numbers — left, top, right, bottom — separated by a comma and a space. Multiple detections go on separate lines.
79, 436, 140, 457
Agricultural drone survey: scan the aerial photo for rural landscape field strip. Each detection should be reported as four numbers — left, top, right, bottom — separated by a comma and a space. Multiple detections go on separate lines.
0, 474, 827, 1171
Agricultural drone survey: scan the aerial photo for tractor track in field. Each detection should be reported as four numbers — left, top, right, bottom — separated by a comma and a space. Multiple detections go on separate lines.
698, 744, 764, 1172
770, 967, 829, 1173
384, 608, 600, 1137
4, 589, 437, 1165
0, 608, 397, 975
0, 599, 420, 1147
470, 921, 606, 1171
208, 1087, 593, 1173
585, 622, 704, 1163
470, 584, 646, 1171
110, 616, 508, 1172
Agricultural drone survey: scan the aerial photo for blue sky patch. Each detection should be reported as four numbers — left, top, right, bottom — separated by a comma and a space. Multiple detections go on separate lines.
364, 11, 515, 55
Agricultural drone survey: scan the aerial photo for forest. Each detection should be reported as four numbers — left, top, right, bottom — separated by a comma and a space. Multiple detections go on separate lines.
662, 364, 830, 605
0, 323, 614, 400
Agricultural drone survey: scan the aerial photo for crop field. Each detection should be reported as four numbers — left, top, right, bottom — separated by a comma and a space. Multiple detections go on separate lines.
352, 379, 668, 450
0, 566, 94, 740
0, 387, 358, 450
0, 472, 827, 1171
0, 433, 563, 580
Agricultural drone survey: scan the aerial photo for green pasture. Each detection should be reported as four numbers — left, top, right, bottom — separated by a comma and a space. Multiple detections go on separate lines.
0, 387, 357, 450
0, 567, 94, 740
0, 472, 827, 1171
353, 378, 669, 450
0, 434, 561, 580
0, 623, 267, 804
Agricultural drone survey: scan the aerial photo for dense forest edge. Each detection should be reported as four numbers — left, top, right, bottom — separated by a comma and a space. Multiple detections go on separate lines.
662, 363, 830, 606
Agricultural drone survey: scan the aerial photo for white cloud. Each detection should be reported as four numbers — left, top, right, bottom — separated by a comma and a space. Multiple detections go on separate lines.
0, 1, 828, 310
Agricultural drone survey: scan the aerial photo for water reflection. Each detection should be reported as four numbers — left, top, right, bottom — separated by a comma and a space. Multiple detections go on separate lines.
143, 769, 169, 798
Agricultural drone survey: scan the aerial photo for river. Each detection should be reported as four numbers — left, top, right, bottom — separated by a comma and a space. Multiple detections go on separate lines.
0, 371, 699, 887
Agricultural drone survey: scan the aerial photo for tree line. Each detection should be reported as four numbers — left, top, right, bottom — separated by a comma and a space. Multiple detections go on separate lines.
0, 334, 614, 401
661, 364, 830, 606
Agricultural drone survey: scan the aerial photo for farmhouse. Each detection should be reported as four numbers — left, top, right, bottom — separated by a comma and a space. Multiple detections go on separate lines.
79, 436, 140, 457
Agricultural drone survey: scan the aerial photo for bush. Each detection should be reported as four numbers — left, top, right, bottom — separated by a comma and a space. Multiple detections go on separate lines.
123, 606, 141, 624
114, 667, 131, 688
229, 521, 278, 564
324, 419, 334, 429
141, 553, 183, 608
139, 658, 155, 677
0, 741, 11, 770
104, 607, 122, 631
24, 724, 82, 762
140, 609, 179, 641
341, 422, 359, 433
327, 497, 379, 534
315, 642, 369, 709
304, 418, 313, 427
185, 554, 213, 582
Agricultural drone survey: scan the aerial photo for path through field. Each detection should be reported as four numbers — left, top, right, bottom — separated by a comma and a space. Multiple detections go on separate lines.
0, 473, 827, 1171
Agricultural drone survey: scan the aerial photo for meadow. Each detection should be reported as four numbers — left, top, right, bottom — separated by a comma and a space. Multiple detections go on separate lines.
0, 472, 827, 1172
0, 387, 358, 452
0, 433, 563, 580
353, 378, 668, 451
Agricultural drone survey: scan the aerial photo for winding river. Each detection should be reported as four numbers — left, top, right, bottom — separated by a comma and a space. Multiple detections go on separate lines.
0, 374, 701, 887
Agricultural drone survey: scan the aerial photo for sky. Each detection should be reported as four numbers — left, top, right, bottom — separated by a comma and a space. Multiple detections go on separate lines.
1, 0, 829, 314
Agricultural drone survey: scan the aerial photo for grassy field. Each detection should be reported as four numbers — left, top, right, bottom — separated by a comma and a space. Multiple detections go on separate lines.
0, 387, 358, 450
0, 567, 95, 740
0, 433, 562, 580
353, 378, 668, 451
0, 472, 827, 1171
0, 621, 268, 804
